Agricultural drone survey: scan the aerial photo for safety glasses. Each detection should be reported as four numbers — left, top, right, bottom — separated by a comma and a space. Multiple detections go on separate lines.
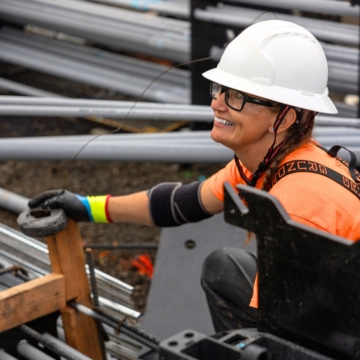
210, 82, 274, 111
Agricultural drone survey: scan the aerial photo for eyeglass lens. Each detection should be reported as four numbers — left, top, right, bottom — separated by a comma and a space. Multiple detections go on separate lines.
210, 82, 221, 98
211, 83, 244, 110
226, 89, 244, 110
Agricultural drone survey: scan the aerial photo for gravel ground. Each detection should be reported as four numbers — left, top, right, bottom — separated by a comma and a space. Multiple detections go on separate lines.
0, 61, 222, 312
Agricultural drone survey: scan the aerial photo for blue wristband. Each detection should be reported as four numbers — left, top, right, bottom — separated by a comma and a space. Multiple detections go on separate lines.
75, 195, 94, 222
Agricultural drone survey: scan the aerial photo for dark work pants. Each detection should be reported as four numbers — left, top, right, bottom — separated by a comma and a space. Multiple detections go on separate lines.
201, 247, 258, 332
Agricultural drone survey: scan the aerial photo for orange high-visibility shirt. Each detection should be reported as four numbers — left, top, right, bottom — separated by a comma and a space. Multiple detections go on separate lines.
207, 141, 360, 308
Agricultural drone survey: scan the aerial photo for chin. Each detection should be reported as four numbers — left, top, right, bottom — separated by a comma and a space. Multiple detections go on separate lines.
210, 129, 223, 144
210, 130, 234, 151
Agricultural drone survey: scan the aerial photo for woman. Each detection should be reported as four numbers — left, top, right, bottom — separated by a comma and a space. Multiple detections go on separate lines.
29, 20, 360, 333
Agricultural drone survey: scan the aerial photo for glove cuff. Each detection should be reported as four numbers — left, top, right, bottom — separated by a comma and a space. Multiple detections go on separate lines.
87, 195, 113, 223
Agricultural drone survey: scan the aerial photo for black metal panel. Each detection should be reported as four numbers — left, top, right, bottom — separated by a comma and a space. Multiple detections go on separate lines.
190, 0, 223, 107
190, 0, 249, 130
159, 328, 334, 360
223, 182, 360, 359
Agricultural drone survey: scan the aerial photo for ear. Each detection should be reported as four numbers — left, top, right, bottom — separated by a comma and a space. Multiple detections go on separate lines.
275, 108, 297, 134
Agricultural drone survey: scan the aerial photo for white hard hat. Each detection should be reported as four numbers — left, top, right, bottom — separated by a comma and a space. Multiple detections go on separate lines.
203, 20, 337, 114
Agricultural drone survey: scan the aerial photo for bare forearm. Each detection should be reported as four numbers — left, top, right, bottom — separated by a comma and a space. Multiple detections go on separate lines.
107, 191, 153, 225
200, 179, 224, 214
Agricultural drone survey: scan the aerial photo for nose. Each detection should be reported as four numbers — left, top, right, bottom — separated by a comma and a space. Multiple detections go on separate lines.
211, 92, 228, 112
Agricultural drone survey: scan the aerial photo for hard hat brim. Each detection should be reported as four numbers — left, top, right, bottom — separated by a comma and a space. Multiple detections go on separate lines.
203, 68, 338, 115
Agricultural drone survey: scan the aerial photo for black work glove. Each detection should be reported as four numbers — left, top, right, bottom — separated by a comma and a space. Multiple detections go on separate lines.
28, 189, 91, 222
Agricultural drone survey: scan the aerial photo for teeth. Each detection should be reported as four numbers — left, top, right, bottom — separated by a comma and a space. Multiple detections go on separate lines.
215, 116, 234, 126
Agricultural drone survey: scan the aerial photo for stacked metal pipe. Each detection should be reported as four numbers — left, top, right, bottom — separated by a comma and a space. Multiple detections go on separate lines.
0, 223, 138, 316
0, 88, 357, 120
0, 131, 232, 163
193, 4, 359, 46
0, 350, 18, 360
0, 321, 142, 359
0, 96, 359, 163
333, 102, 358, 119
0, 78, 62, 97
87, 0, 190, 19
0, 0, 190, 62
0, 27, 190, 104
0, 201, 144, 359
0, 1, 357, 108
0, 96, 209, 120
87, 0, 360, 20
0, 96, 358, 122
0, 10, 357, 107
0, 125, 357, 163
0, 0, 356, 62
230, 0, 359, 18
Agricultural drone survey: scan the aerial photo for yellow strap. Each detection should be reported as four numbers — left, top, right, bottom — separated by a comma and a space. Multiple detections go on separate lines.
87, 196, 109, 223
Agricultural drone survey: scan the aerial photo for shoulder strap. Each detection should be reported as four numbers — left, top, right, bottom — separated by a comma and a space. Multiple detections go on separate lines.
321, 144, 360, 182
269, 145, 360, 200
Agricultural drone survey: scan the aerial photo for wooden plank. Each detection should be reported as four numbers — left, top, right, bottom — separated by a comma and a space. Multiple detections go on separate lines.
46, 219, 103, 360
61, 306, 103, 360
46, 219, 92, 304
0, 273, 65, 332
46, 233, 62, 274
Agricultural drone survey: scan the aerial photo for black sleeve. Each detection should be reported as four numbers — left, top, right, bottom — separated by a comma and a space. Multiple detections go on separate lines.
148, 182, 213, 227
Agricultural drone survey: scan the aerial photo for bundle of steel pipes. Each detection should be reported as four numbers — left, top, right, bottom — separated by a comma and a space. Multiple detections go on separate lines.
0, 96, 357, 122
0, 125, 358, 163
193, 4, 359, 45
0, 96, 210, 120
0, 0, 190, 62
0, 224, 142, 358
0, 96, 359, 164
92, 0, 358, 20
0, 0, 357, 112
0, 223, 139, 315
230, 0, 359, 18
0, 27, 190, 103
86, 0, 190, 19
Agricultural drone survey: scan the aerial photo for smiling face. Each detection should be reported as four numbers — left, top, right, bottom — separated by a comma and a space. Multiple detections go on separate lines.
210, 91, 279, 164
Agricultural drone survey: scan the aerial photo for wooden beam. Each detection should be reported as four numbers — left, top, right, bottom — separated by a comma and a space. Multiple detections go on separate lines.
46, 219, 103, 360
46, 219, 91, 302
61, 306, 104, 357
0, 273, 65, 332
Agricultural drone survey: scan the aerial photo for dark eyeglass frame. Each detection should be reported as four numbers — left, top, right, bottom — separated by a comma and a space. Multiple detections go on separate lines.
210, 82, 274, 112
